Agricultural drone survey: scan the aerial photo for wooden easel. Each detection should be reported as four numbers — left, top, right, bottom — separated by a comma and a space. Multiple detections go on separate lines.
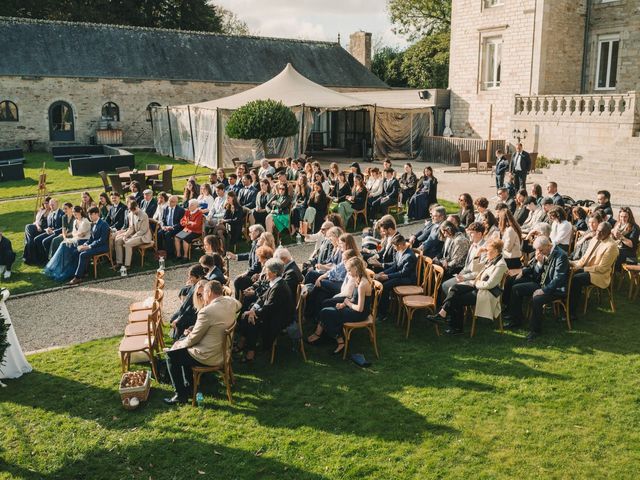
34, 162, 47, 214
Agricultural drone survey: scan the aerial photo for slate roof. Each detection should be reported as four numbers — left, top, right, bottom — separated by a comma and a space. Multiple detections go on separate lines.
0, 17, 388, 88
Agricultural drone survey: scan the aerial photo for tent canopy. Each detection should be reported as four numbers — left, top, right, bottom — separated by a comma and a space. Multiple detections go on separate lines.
154, 64, 436, 167
181, 63, 370, 110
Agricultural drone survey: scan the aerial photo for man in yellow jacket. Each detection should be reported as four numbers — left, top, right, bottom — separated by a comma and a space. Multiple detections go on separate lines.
569, 222, 619, 317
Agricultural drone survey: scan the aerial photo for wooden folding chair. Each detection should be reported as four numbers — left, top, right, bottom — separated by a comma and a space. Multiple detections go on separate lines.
92, 231, 115, 278
119, 306, 159, 380
583, 264, 616, 314
392, 252, 428, 325
191, 320, 237, 406
548, 269, 574, 331
342, 280, 383, 360
124, 302, 164, 347
622, 263, 640, 301
350, 191, 369, 230
402, 264, 444, 338
271, 284, 307, 364
469, 271, 509, 337
130, 281, 164, 313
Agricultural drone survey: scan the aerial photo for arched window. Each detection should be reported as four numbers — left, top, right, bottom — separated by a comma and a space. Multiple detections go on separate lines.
0, 101, 18, 122
49, 101, 75, 141
101, 102, 120, 121
146, 102, 161, 122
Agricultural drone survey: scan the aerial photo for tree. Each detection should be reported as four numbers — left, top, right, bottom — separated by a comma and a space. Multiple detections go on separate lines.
371, 47, 408, 87
0, 0, 223, 32
217, 5, 250, 36
388, 0, 451, 40
225, 100, 299, 158
401, 31, 450, 89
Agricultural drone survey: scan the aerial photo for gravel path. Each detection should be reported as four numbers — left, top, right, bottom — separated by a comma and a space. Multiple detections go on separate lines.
9, 224, 422, 354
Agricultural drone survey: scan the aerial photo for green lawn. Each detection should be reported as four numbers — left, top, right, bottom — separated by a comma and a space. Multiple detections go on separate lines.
0, 152, 202, 200
1, 295, 639, 479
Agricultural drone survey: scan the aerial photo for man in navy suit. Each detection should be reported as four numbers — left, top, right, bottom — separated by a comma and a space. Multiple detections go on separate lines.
32, 198, 64, 264
503, 235, 568, 341
69, 207, 110, 284
108, 192, 127, 230
374, 235, 417, 319
229, 223, 265, 298
238, 174, 257, 210
368, 168, 399, 219
367, 216, 399, 272
140, 189, 158, 219
157, 195, 184, 257
226, 173, 242, 195
510, 143, 531, 191
409, 205, 446, 258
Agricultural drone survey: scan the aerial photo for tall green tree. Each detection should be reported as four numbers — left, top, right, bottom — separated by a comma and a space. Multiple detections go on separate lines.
388, 0, 451, 40
371, 47, 408, 87
0, 0, 223, 32
401, 31, 450, 89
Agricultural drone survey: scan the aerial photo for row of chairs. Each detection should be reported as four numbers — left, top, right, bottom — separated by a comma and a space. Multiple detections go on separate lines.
389, 250, 617, 340
98, 165, 174, 196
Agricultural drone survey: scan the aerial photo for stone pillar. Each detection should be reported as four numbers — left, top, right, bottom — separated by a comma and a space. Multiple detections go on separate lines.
349, 31, 372, 70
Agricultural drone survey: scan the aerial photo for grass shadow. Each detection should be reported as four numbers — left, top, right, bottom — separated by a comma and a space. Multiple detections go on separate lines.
0, 437, 330, 480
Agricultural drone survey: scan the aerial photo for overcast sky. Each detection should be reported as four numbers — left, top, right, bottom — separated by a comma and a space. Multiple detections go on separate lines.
215, 0, 408, 49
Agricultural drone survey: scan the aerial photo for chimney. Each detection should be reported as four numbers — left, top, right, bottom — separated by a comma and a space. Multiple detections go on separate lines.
349, 31, 372, 70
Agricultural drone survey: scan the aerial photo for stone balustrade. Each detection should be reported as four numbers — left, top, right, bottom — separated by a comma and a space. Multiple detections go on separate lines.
514, 92, 639, 125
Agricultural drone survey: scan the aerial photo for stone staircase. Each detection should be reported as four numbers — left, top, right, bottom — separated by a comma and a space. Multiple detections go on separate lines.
540, 135, 640, 208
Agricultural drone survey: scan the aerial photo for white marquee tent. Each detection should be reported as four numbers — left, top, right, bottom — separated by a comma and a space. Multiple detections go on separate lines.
152, 63, 435, 168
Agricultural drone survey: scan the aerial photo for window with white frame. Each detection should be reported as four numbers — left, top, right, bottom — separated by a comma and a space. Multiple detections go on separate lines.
484, 0, 504, 8
481, 36, 502, 89
595, 34, 620, 90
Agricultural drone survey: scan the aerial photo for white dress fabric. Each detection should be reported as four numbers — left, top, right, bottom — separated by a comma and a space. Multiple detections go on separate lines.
0, 289, 32, 381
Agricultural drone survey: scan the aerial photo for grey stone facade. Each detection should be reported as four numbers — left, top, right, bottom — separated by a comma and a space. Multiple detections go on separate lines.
0, 17, 384, 150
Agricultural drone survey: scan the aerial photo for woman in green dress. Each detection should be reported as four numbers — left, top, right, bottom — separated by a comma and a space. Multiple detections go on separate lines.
265, 183, 292, 235
336, 174, 368, 227
98, 192, 112, 222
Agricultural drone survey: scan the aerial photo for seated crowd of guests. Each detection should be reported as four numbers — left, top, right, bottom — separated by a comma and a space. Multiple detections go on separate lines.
420, 185, 637, 342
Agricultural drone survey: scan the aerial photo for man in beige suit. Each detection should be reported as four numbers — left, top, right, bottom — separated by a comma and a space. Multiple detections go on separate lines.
569, 221, 619, 317
114, 200, 153, 270
164, 280, 241, 405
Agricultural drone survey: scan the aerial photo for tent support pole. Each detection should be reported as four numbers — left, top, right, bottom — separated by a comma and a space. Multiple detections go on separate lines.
410, 113, 414, 158
370, 105, 377, 162
216, 108, 223, 169
166, 106, 175, 159
299, 104, 306, 158
187, 105, 198, 175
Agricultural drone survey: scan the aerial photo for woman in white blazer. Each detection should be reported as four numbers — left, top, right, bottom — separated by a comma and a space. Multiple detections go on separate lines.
427, 238, 508, 335
498, 208, 523, 268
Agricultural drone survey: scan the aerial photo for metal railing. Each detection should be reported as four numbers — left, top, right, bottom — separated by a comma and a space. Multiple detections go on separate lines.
423, 136, 506, 166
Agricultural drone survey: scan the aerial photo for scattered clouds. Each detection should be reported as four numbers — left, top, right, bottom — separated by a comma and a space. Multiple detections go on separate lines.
214, 0, 408, 49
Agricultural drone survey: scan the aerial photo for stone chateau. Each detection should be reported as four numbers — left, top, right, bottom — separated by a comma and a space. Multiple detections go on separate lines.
449, 0, 640, 206
0, 17, 383, 150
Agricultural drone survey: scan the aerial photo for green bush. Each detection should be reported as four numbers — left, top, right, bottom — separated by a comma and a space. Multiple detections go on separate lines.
536, 155, 561, 169
225, 99, 299, 156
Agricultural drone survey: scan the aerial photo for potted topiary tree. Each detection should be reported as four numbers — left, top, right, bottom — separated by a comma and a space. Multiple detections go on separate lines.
225, 99, 299, 158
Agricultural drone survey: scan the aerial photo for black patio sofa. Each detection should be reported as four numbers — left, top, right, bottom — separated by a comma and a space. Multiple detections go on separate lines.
51, 145, 135, 176
0, 147, 26, 181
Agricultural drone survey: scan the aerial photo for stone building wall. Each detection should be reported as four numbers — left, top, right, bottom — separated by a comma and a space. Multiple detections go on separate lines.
0, 77, 255, 150
535, 0, 586, 95
448, 0, 538, 140
0, 77, 382, 151
584, 0, 640, 94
